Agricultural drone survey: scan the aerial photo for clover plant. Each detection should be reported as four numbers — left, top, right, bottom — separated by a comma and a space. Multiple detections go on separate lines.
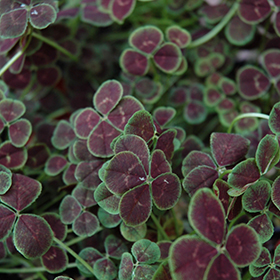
2, 0, 280, 279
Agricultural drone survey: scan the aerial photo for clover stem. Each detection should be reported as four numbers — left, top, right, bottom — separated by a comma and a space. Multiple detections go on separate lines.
0, 255, 47, 280
31, 32, 78, 61
46, 107, 72, 121
227, 210, 245, 232
19, 75, 37, 101
218, 169, 232, 179
65, 228, 102, 247
151, 213, 171, 241
171, 208, 180, 238
37, 191, 67, 214
0, 50, 23, 78
65, 235, 89, 247
198, 116, 219, 141
242, 270, 252, 280
0, 30, 35, 78
227, 112, 270, 133
54, 237, 94, 275
0, 262, 77, 274
0, 266, 46, 274
188, 2, 239, 49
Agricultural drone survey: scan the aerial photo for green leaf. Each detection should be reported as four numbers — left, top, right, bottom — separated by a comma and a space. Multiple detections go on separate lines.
93, 257, 117, 280
119, 252, 133, 280
131, 239, 160, 264
120, 222, 147, 242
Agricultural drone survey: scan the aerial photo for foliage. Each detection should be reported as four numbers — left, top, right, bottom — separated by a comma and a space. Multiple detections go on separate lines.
1, 0, 280, 280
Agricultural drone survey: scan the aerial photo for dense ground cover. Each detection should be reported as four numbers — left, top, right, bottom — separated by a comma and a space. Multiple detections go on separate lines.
1, 0, 280, 279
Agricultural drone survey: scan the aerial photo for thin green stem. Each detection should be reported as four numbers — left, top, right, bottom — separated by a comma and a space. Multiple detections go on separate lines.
46, 107, 71, 121
37, 191, 66, 214
5, 254, 47, 280
188, 2, 239, 49
35, 272, 47, 280
226, 196, 237, 220
198, 116, 219, 141
20, 74, 37, 101
171, 208, 179, 238
228, 210, 245, 232
219, 169, 232, 179
54, 237, 94, 275
0, 266, 46, 274
0, 50, 23, 78
65, 236, 88, 247
227, 113, 269, 133
0, 262, 77, 274
36, 172, 47, 183
151, 213, 170, 241
65, 235, 91, 247
65, 228, 103, 247
0, 31, 34, 78
242, 270, 252, 280
31, 32, 78, 61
